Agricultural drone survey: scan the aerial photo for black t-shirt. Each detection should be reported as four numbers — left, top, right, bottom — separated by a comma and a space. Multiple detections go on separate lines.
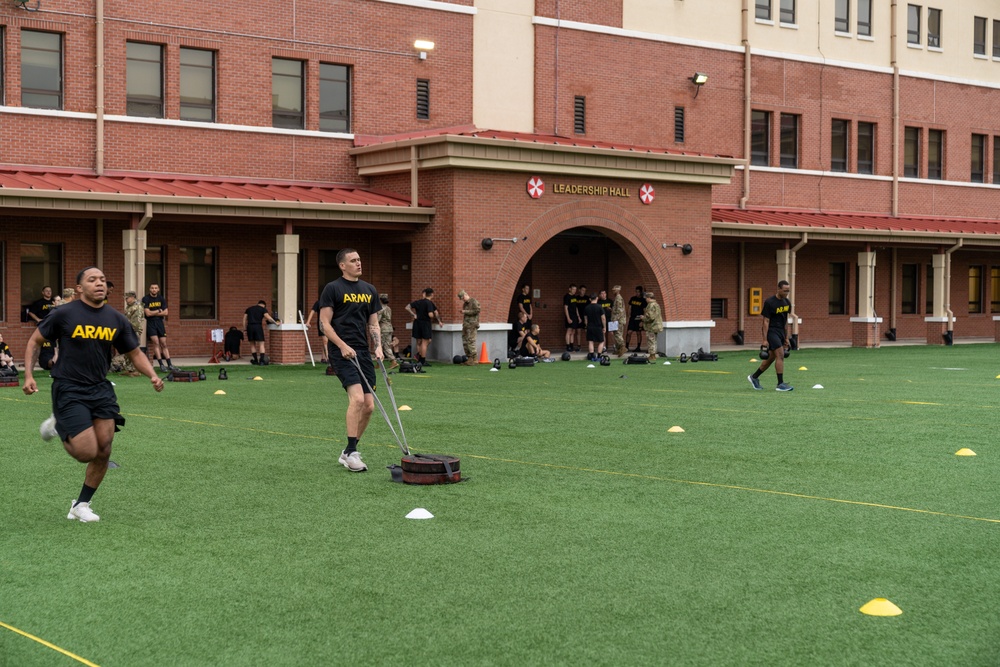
409, 298, 437, 322
29, 297, 55, 322
516, 293, 532, 316
319, 277, 381, 348
584, 302, 605, 328
245, 304, 268, 327
598, 298, 613, 320
37, 300, 139, 385
142, 294, 166, 323
563, 293, 577, 321
761, 295, 792, 331
224, 328, 244, 347
0, 342, 10, 358
575, 293, 589, 320
628, 296, 647, 320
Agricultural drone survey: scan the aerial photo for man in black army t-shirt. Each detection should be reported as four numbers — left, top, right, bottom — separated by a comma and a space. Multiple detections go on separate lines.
243, 299, 280, 365
142, 283, 176, 372
626, 286, 647, 352
748, 279, 794, 392
24, 267, 164, 522
319, 248, 384, 473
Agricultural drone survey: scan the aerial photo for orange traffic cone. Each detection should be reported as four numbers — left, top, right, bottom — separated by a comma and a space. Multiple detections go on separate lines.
478, 342, 490, 364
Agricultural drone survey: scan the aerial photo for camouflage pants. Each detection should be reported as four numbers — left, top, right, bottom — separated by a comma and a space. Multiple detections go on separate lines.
613, 320, 626, 350
644, 329, 660, 357
110, 352, 136, 374
380, 326, 395, 362
462, 323, 478, 359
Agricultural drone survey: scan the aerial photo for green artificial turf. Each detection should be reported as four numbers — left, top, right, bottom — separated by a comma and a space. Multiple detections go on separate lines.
2, 346, 999, 666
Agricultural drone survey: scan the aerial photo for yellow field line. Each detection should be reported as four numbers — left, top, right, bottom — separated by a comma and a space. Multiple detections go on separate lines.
457, 453, 1000, 525
0, 620, 100, 667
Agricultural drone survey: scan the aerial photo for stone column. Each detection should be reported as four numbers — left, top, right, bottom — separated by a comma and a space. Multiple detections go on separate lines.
925, 252, 948, 345
850, 250, 880, 347
122, 229, 147, 348
269, 234, 306, 364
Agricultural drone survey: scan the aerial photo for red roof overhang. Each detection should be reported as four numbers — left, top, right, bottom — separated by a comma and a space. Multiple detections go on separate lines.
713, 206, 1000, 247
0, 167, 434, 229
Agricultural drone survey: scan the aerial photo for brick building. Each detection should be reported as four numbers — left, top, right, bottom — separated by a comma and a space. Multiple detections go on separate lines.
2, 0, 999, 362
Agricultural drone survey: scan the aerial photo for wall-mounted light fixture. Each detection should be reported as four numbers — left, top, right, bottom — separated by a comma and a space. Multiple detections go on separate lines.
481, 237, 524, 250
662, 242, 693, 255
689, 72, 708, 97
414, 40, 435, 60
14, 0, 41, 10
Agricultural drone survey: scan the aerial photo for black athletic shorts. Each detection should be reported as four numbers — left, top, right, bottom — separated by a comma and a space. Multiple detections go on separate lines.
147, 318, 166, 338
627, 317, 642, 332
331, 348, 376, 393
767, 329, 786, 351
413, 320, 433, 340
247, 324, 265, 342
587, 326, 605, 343
51, 379, 125, 441
565, 318, 578, 330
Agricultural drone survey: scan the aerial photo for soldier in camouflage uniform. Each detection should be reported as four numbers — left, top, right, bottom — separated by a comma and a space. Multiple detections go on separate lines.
610, 285, 627, 356
458, 290, 480, 365
641, 291, 663, 361
111, 290, 145, 376
378, 294, 398, 370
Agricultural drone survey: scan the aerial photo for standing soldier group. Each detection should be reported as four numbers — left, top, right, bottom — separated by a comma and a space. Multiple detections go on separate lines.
111, 291, 145, 376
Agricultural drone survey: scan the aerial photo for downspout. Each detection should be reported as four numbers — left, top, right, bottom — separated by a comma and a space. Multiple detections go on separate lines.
889, 247, 898, 335
740, 0, 752, 209
943, 238, 962, 334
95, 0, 105, 175
410, 145, 418, 207
890, 0, 899, 216
737, 242, 746, 341
789, 233, 808, 343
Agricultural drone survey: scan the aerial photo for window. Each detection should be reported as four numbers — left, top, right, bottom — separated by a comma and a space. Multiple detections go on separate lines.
21, 30, 62, 109
755, 0, 771, 21
968, 266, 983, 314
971, 134, 986, 183
272, 58, 304, 129
831, 119, 849, 172
780, 0, 795, 24
319, 63, 350, 132
180, 48, 215, 122
780, 113, 799, 168
0, 242, 4, 319
318, 250, 343, 289
904, 127, 921, 178
993, 21, 1000, 58
994, 137, 1000, 183
974, 17, 987, 55
1, 28, 5, 105
574, 96, 586, 134
835, 0, 850, 32
858, 122, 875, 174
927, 8, 941, 48
926, 264, 934, 314
271, 254, 306, 318
751, 111, 770, 166
829, 262, 847, 315
858, 0, 873, 36
928, 129, 943, 180
179, 246, 216, 319
901, 264, 919, 314
145, 246, 164, 292
21, 243, 62, 319
674, 106, 685, 143
907, 5, 921, 45
126, 42, 164, 117
991, 267, 1000, 313
710, 298, 727, 319
416, 78, 430, 120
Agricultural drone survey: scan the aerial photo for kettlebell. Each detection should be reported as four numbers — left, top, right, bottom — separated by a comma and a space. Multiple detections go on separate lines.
219, 368, 228, 380
198, 368, 207, 381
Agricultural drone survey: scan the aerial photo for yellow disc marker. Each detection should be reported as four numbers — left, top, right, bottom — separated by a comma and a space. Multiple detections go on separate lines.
214, 390, 226, 395
668, 426, 685, 433
955, 448, 977, 456
252, 376, 263, 381
859, 598, 903, 616
798, 366, 808, 371
398, 405, 412, 411
750, 358, 758, 363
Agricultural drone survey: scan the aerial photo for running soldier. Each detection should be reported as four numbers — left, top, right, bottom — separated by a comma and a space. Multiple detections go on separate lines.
319, 248, 383, 473
24, 267, 164, 522
458, 290, 480, 365
610, 285, 627, 356
378, 294, 397, 370
748, 280, 794, 392
641, 292, 663, 360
